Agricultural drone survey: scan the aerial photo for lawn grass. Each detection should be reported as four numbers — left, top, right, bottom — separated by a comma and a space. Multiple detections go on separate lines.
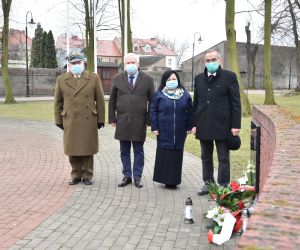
1, 93, 299, 181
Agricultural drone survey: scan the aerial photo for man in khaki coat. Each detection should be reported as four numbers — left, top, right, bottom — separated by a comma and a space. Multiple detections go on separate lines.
54, 53, 105, 185
109, 53, 155, 188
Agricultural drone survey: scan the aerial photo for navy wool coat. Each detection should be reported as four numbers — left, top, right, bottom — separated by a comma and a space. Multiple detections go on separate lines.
150, 89, 192, 150
192, 67, 241, 140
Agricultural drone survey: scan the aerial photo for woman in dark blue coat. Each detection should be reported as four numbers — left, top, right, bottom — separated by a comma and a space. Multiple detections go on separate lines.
150, 70, 192, 188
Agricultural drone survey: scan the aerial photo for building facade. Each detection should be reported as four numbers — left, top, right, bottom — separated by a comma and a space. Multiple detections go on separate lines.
181, 41, 298, 90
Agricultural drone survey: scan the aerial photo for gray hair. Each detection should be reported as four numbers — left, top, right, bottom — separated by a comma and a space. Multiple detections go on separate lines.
205, 48, 222, 58
124, 52, 140, 63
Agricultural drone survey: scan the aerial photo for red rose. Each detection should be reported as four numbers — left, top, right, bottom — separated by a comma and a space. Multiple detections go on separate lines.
211, 194, 217, 200
238, 201, 245, 209
220, 194, 226, 199
230, 182, 240, 192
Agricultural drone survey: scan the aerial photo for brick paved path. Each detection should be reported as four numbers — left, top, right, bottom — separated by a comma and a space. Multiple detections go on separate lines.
0, 118, 239, 249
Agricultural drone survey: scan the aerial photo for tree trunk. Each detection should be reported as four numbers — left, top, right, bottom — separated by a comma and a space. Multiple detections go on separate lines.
84, 0, 94, 72
127, 0, 132, 53
250, 45, 259, 89
1, 0, 16, 103
263, 0, 276, 104
225, 0, 251, 116
287, 0, 300, 91
118, 0, 124, 62
296, 41, 300, 91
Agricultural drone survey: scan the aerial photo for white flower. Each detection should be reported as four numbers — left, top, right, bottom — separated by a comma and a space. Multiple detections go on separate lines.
206, 206, 228, 226
206, 207, 219, 219
214, 212, 226, 226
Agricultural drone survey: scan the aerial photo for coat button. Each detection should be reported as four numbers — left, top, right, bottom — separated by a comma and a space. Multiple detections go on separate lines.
208, 88, 211, 91
207, 100, 210, 104
86, 117, 89, 119
86, 105, 89, 108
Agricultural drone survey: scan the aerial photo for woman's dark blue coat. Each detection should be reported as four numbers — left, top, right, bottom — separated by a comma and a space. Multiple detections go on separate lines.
150, 89, 192, 150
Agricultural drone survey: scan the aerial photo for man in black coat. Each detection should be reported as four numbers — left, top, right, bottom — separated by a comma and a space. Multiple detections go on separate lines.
191, 49, 241, 195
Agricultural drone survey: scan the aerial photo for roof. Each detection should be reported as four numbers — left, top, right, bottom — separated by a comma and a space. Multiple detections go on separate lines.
97, 40, 122, 57
139, 56, 163, 67
0, 29, 32, 49
56, 35, 86, 48
132, 38, 177, 56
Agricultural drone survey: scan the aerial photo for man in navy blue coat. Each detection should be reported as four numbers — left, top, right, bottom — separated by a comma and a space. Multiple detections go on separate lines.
191, 49, 241, 195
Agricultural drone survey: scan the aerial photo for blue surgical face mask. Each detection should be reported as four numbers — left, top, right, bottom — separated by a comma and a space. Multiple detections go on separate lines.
206, 62, 219, 73
126, 64, 138, 75
70, 63, 84, 75
166, 80, 178, 89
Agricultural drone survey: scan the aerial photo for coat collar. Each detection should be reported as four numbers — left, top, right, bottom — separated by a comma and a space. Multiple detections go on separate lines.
122, 71, 143, 91
64, 71, 90, 95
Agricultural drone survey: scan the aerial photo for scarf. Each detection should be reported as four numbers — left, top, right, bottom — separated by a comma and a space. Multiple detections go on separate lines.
162, 87, 184, 100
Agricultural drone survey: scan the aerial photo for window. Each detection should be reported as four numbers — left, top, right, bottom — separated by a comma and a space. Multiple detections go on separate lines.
156, 45, 162, 53
134, 44, 139, 52
101, 70, 111, 80
168, 59, 172, 66
144, 44, 151, 53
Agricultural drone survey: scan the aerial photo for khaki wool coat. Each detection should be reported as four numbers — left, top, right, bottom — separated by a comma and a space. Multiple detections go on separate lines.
54, 71, 105, 156
109, 71, 155, 142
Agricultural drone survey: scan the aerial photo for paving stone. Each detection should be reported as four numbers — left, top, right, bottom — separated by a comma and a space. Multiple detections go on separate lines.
0, 119, 240, 249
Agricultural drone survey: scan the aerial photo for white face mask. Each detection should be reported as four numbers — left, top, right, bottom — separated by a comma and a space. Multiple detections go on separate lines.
70, 63, 84, 75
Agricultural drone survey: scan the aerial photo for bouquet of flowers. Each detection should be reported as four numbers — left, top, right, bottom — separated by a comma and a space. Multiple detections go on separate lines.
205, 181, 256, 245
207, 181, 256, 212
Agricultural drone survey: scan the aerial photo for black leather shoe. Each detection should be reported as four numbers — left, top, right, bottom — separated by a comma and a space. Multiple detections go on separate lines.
197, 185, 209, 196
134, 179, 143, 188
69, 178, 81, 185
165, 184, 177, 189
118, 177, 132, 187
83, 179, 93, 185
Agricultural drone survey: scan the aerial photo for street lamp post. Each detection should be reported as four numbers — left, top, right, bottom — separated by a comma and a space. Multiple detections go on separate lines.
25, 11, 35, 97
191, 32, 202, 92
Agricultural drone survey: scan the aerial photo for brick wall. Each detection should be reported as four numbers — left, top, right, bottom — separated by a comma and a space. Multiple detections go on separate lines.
238, 105, 300, 249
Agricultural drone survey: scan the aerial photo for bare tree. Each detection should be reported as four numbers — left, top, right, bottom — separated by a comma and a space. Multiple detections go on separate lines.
245, 23, 259, 89
263, 0, 276, 104
118, 0, 133, 63
154, 36, 190, 67
225, 0, 251, 116
1, 0, 16, 103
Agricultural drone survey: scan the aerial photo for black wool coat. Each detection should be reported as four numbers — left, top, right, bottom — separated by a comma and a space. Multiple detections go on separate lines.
109, 71, 155, 142
192, 67, 241, 140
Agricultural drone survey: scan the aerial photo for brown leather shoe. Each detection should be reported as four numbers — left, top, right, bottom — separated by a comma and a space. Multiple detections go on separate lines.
134, 179, 143, 188
118, 177, 132, 187
69, 178, 81, 185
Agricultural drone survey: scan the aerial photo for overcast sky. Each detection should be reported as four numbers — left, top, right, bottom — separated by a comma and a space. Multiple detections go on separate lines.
8, 0, 263, 61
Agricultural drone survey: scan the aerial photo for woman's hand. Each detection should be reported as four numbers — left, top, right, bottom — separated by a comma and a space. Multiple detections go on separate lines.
152, 130, 159, 136
191, 127, 196, 135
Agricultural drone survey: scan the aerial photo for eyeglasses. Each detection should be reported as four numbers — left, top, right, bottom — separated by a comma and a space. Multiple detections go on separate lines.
205, 58, 218, 63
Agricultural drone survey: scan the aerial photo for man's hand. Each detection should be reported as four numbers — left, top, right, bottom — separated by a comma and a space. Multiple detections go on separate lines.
152, 130, 159, 136
231, 128, 240, 136
98, 123, 104, 129
111, 123, 116, 127
56, 124, 64, 130
191, 127, 196, 135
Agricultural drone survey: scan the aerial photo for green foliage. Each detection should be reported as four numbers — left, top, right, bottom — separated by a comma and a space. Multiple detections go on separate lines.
41, 31, 48, 67
207, 182, 256, 212
30, 24, 57, 68
31, 23, 44, 67
45, 31, 58, 68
